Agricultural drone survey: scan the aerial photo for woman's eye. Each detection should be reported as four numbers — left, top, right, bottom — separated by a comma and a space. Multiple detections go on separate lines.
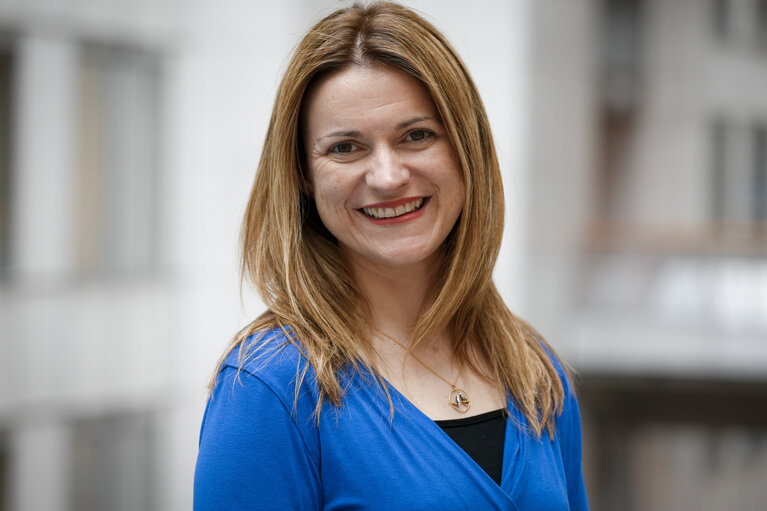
405, 129, 433, 143
328, 142, 356, 154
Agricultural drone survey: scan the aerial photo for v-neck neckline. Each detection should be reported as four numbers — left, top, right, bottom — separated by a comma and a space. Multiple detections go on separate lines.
370, 370, 526, 507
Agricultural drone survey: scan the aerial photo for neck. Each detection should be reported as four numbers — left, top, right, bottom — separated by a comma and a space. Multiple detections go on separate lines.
344, 252, 439, 343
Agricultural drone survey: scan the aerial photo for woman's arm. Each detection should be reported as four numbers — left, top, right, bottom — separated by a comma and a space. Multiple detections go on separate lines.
194, 365, 322, 510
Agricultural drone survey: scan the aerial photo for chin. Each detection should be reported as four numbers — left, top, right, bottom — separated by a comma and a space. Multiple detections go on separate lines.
370, 247, 442, 268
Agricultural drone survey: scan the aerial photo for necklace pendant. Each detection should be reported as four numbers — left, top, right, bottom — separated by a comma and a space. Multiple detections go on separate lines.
448, 386, 471, 413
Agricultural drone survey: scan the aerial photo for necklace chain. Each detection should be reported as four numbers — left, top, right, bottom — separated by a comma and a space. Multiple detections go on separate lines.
372, 327, 471, 413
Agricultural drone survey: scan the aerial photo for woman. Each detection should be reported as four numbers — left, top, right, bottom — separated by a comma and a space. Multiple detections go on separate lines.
194, 2, 588, 510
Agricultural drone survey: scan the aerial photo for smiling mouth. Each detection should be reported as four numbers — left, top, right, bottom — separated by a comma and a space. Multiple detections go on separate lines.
361, 198, 425, 219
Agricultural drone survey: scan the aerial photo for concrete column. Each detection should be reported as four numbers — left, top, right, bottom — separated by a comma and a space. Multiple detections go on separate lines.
11, 34, 78, 278
9, 421, 70, 511
527, 0, 598, 338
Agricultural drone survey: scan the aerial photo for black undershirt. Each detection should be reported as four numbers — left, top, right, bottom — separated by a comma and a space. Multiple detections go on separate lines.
435, 408, 506, 485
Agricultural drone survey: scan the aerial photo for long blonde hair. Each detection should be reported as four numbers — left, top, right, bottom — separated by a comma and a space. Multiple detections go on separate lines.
212, 1, 564, 438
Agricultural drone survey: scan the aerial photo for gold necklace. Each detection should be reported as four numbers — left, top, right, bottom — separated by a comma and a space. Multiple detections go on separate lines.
373, 327, 471, 413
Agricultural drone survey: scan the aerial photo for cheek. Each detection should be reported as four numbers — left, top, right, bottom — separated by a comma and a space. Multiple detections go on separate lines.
449, 186, 465, 226
441, 163, 466, 225
432, 154, 465, 204
310, 167, 356, 225
314, 188, 346, 223
314, 177, 346, 207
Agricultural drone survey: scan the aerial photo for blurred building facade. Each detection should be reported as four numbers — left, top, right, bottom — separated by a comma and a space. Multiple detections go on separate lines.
527, 0, 767, 509
0, 1, 308, 509
0, 2, 189, 510
0, 0, 765, 510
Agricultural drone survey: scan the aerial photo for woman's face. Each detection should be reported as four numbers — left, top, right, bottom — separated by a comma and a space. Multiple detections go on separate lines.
302, 65, 465, 271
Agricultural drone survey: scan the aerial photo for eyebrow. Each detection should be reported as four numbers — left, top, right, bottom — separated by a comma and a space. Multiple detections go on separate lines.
315, 130, 362, 145
396, 116, 436, 130
313, 117, 439, 145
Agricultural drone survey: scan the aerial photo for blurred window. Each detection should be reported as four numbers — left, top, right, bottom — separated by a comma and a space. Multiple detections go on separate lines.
0, 428, 7, 511
754, 124, 767, 223
711, 119, 767, 229
759, 0, 767, 49
0, 43, 12, 274
712, 0, 767, 49
76, 44, 162, 277
597, 0, 642, 219
70, 411, 157, 511
710, 120, 767, 227
712, 0, 731, 40
600, 0, 642, 111
711, 119, 727, 222
582, 376, 767, 511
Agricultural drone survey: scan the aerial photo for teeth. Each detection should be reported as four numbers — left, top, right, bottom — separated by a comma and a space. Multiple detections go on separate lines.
363, 198, 424, 219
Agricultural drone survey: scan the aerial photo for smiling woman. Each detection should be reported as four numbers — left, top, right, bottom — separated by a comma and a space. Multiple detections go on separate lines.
194, 2, 589, 510
304, 65, 464, 268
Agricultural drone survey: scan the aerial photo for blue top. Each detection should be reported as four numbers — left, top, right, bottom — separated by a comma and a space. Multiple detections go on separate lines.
194, 328, 590, 510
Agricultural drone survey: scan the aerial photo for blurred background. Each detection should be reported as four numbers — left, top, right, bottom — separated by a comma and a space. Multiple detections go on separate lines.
0, 0, 765, 509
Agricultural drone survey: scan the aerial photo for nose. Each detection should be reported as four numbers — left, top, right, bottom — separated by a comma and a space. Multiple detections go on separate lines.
364, 146, 409, 193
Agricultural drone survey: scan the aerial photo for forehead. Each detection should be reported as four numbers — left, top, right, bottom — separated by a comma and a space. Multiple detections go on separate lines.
302, 65, 438, 135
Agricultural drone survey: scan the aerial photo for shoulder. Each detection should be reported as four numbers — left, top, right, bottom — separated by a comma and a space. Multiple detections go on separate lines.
537, 340, 575, 400
532, 339, 582, 440
537, 340, 583, 445
211, 326, 321, 430
221, 325, 301, 371
538, 342, 590, 509
219, 326, 317, 397
202, 325, 321, 454
196, 327, 323, 508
